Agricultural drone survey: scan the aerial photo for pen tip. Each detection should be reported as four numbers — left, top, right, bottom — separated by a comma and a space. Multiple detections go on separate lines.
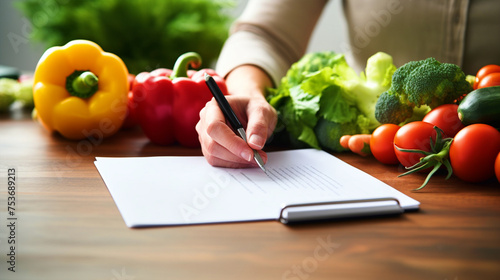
204, 73, 211, 82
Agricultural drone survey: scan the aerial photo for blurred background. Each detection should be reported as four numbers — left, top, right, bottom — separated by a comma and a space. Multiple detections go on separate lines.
1, 0, 347, 74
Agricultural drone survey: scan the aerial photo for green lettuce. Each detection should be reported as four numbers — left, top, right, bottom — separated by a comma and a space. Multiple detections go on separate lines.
267, 51, 396, 152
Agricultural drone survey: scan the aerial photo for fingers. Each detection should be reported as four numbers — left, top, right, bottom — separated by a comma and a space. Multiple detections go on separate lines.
197, 98, 259, 168
199, 139, 268, 169
245, 99, 278, 150
197, 94, 276, 168
197, 64, 275, 168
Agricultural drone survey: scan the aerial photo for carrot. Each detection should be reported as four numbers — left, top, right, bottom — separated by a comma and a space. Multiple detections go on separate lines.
339, 135, 352, 150
347, 134, 372, 156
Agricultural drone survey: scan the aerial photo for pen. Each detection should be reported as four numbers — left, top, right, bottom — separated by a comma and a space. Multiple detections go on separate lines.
204, 73, 267, 172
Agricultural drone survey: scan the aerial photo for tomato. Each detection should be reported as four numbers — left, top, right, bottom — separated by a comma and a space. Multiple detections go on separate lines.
495, 153, 500, 184
422, 104, 464, 137
370, 124, 400, 164
449, 124, 500, 183
475, 64, 500, 89
477, 72, 500, 89
393, 121, 438, 168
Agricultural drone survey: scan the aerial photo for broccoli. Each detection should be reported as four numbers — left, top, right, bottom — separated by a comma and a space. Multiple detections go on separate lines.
375, 57, 472, 124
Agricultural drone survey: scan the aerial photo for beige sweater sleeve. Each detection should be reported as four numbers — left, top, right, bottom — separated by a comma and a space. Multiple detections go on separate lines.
216, 0, 327, 86
217, 0, 500, 84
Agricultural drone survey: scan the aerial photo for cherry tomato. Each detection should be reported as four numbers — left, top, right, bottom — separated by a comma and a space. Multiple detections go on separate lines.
477, 72, 500, 89
495, 152, 500, 184
475, 64, 500, 89
370, 124, 400, 164
422, 104, 464, 137
393, 121, 438, 168
449, 124, 500, 183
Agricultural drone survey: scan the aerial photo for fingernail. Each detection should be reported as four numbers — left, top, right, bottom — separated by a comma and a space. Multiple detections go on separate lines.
249, 134, 265, 149
241, 150, 253, 162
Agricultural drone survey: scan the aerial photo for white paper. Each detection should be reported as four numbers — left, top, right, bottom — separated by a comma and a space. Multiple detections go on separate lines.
94, 149, 419, 227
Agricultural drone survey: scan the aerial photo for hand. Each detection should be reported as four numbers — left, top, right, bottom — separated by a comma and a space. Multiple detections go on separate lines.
196, 65, 277, 168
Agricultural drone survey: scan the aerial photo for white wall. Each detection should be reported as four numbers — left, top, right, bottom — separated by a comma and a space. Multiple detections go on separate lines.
0, 0, 347, 73
0, 0, 45, 72
307, 0, 348, 53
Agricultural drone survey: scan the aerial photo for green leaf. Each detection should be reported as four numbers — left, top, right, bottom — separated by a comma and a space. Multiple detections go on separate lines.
298, 126, 320, 149
319, 84, 358, 124
278, 97, 319, 149
289, 85, 320, 128
16, 0, 235, 74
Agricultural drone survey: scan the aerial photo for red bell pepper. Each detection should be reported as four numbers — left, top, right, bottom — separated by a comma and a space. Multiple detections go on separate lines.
132, 52, 228, 147
121, 73, 140, 129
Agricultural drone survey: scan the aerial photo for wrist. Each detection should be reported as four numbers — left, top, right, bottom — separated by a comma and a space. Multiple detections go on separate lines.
225, 65, 273, 98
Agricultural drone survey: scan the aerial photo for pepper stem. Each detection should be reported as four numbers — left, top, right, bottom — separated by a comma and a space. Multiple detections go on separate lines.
170, 52, 202, 79
66, 70, 99, 99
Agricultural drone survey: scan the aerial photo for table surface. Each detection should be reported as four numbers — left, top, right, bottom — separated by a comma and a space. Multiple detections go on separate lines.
1, 110, 499, 280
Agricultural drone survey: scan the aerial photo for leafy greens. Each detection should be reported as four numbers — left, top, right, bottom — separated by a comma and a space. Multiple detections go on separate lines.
16, 0, 234, 74
267, 51, 396, 152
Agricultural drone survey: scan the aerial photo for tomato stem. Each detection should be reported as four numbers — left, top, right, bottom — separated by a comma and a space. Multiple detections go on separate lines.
414, 163, 443, 191
397, 126, 454, 191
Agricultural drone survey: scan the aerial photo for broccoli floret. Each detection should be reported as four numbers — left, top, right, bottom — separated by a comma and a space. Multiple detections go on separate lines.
375, 91, 412, 124
375, 57, 472, 124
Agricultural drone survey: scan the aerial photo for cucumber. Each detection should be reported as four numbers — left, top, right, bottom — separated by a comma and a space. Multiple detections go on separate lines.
457, 86, 500, 128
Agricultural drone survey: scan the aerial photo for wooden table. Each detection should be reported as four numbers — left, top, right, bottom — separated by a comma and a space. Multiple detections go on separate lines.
1, 110, 499, 280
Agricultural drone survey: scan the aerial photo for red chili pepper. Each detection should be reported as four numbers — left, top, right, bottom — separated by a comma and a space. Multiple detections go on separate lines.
132, 52, 227, 147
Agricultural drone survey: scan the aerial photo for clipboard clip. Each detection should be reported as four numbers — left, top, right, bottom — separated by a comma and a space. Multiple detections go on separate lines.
279, 197, 403, 224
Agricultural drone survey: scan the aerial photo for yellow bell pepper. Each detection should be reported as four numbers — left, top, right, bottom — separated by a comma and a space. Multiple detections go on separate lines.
33, 39, 129, 140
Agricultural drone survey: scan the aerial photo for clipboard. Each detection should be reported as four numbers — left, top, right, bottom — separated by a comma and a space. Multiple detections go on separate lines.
279, 198, 403, 224
95, 149, 420, 227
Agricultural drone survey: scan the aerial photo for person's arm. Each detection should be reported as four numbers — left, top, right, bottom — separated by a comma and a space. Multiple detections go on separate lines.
216, 0, 327, 85
197, 0, 326, 168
